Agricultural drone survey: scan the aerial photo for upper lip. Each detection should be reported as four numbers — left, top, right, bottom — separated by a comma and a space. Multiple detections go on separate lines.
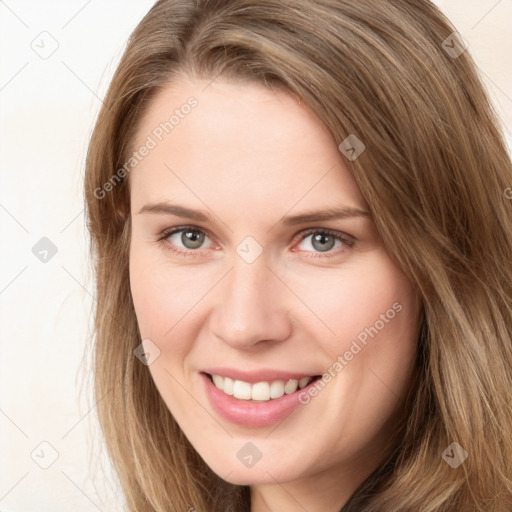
201, 367, 320, 384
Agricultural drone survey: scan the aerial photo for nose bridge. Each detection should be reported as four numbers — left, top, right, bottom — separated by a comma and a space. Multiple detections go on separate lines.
225, 255, 273, 323
211, 252, 291, 347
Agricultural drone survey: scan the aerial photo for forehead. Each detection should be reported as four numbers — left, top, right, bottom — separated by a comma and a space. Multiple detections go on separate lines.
128, 76, 368, 216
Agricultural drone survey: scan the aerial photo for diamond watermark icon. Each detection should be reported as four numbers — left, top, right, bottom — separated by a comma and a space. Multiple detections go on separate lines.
30, 441, 59, 469
30, 31, 59, 60
134, 338, 161, 366
338, 134, 365, 161
441, 32, 468, 59
32, 237, 58, 263
442, 441, 468, 468
236, 236, 263, 264
237, 442, 262, 468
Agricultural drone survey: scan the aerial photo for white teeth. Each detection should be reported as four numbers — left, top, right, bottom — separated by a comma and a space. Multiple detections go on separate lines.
270, 380, 285, 399
251, 382, 270, 401
212, 374, 224, 388
210, 374, 314, 402
284, 379, 299, 394
298, 377, 311, 389
233, 380, 252, 400
223, 377, 234, 395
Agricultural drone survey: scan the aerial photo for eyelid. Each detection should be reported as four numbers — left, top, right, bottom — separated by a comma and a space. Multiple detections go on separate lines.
293, 227, 355, 246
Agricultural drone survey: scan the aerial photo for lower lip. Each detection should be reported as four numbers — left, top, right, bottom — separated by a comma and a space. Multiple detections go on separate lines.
201, 372, 317, 428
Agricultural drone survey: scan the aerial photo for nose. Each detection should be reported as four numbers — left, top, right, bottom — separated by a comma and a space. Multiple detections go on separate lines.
209, 255, 293, 350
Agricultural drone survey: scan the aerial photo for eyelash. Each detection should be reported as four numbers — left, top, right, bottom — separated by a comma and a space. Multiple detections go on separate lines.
155, 225, 355, 259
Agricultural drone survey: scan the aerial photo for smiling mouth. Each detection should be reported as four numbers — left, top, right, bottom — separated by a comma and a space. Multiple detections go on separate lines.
204, 372, 322, 402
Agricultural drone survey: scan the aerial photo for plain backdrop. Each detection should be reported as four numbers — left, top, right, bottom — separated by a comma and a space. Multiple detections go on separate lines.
0, 1, 511, 511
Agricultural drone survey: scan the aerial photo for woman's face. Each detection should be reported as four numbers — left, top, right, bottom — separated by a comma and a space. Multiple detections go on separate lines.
128, 76, 422, 499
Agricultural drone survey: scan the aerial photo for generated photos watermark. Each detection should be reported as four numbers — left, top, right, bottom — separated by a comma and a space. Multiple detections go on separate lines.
298, 301, 403, 404
93, 96, 198, 200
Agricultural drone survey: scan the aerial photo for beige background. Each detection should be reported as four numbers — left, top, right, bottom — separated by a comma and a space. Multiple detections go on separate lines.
0, 1, 511, 510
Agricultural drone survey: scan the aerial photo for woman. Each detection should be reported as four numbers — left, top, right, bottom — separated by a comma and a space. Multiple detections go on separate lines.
84, 0, 512, 510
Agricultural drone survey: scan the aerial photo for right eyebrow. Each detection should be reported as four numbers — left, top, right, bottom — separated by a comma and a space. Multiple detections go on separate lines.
137, 202, 215, 223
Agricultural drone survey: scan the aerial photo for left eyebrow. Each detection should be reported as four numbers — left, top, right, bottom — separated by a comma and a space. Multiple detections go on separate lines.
137, 201, 370, 225
279, 206, 370, 226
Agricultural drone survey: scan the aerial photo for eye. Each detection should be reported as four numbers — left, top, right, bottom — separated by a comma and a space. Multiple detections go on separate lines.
293, 229, 354, 257
156, 226, 354, 258
157, 226, 213, 255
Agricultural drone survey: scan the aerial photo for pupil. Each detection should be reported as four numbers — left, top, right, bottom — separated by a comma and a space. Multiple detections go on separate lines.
312, 233, 335, 252
182, 230, 204, 249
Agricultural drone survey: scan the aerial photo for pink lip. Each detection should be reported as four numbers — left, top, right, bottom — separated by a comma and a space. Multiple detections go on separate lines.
201, 372, 319, 427
201, 367, 318, 384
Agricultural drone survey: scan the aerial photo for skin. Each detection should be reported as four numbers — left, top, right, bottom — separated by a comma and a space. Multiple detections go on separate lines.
128, 75, 423, 512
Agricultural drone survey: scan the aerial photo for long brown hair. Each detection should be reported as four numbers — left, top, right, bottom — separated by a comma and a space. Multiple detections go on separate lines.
84, 1, 512, 510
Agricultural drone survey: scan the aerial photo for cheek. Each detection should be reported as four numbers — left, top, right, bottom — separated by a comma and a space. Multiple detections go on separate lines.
129, 244, 208, 339
129, 261, 171, 338
294, 257, 420, 455
288, 252, 418, 351
129, 247, 205, 406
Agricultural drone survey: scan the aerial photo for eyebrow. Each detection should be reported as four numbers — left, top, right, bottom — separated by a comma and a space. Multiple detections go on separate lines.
137, 202, 370, 226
